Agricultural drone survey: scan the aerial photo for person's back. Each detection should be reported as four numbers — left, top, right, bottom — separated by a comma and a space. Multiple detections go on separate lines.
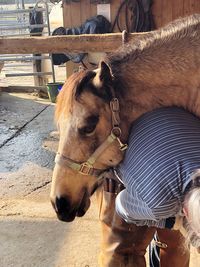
116, 107, 200, 248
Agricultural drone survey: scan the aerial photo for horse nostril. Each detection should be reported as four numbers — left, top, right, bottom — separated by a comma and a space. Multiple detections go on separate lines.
55, 196, 71, 214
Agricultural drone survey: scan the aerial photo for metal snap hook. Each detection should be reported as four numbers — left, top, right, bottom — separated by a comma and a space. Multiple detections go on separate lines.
111, 127, 122, 138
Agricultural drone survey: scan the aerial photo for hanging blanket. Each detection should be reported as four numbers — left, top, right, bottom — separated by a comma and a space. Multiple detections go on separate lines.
52, 15, 111, 65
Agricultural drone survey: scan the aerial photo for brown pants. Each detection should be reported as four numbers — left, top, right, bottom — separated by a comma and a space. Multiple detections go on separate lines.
96, 183, 190, 267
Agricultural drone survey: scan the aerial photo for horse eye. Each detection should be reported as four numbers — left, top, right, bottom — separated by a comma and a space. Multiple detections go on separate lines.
79, 124, 96, 136
81, 125, 96, 135
79, 115, 99, 136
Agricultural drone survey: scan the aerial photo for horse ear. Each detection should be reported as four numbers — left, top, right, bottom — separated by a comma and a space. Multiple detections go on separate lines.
98, 61, 112, 82
93, 61, 113, 88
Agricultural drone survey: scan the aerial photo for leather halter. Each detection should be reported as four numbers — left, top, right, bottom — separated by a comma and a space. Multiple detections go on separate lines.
55, 98, 128, 180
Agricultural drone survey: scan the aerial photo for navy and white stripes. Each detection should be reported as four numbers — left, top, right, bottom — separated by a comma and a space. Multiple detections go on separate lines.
115, 107, 200, 228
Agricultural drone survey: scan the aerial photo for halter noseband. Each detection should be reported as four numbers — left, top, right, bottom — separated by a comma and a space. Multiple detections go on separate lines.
55, 98, 128, 179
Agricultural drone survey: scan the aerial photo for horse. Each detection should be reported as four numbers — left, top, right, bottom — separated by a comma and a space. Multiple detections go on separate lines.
50, 14, 200, 223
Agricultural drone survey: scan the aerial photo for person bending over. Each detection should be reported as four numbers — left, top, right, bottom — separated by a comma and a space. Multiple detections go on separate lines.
115, 107, 200, 249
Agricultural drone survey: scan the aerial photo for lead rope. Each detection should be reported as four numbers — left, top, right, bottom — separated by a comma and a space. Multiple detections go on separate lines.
153, 232, 168, 249
149, 232, 168, 267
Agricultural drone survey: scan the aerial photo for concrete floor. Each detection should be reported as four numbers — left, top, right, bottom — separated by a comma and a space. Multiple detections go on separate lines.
0, 92, 199, 267
0, 92, 100, 267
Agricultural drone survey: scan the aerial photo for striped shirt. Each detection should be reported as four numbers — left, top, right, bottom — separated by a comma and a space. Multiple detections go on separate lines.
115, 107, 200, 228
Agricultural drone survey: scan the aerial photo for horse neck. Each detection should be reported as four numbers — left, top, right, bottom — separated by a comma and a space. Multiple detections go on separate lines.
110, 17, 200, 141
116, 58, 200, 141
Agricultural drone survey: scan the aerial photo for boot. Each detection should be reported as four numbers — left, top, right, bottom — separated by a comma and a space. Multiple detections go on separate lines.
96, 179, 155, 267
157, 228, 190, 267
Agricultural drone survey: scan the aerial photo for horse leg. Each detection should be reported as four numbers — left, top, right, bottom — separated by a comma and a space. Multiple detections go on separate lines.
157, 228, 190, 267
96, 180, 155, 267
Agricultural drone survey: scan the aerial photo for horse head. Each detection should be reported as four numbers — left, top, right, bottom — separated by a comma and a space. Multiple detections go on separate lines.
50, 61, 126, 222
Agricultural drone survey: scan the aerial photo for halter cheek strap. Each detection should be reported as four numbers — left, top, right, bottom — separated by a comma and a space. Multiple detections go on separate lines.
55, 130, 127, 177
55, 153, 103, 176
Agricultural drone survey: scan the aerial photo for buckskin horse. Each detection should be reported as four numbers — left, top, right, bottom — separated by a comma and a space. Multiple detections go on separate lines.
50, 14, 200, 266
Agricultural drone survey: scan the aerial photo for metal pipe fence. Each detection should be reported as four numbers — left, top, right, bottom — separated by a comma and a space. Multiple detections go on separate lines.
6, 71, 53, 77
0, 55, 51, 61
0, 0, 55, 86
0, 8, 46, 15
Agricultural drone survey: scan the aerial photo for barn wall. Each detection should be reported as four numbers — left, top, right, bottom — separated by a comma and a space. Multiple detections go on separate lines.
63, 0, 126, 30
63, 0, 200, 29
152, 0, 200, 28
62, 0, 200, 76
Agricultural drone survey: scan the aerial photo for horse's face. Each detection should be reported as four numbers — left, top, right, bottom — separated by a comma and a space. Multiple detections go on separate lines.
51, 62, 124, 222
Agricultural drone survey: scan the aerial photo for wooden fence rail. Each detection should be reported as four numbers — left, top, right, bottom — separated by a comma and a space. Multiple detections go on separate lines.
0, 33, 146, 54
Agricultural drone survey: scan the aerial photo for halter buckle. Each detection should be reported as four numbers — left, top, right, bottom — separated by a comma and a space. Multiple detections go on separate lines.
79, 162, 93, 175
117, 137, 128, 151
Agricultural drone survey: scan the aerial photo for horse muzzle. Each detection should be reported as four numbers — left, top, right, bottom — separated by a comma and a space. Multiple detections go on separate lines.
51, 192, 90, 222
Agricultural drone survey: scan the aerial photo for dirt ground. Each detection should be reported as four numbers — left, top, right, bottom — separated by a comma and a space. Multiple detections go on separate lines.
0, 92, 200, 267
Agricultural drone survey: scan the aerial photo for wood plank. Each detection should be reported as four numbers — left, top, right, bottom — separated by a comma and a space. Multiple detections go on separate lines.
183, 0, 191, 17
80, 0, 91, 23
0, 85, 47, 93
193, 0, 200, 13
90, 2, 97, 17
189, 0, 200, 14
70, 2, 81, 27
63, 2, 72, 28
0, 33, 147, 54
162, 0, 173, 26
118, 0, 126, 32
110, 0, 123, 32
190, 0, 195, 14
152, 0, 163, 28
172, 0, 184, 21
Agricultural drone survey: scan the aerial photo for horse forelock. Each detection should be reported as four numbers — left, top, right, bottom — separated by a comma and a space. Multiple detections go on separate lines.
55, 70, 98, 122
75, 71, 96, 99
75, 70, 112, 102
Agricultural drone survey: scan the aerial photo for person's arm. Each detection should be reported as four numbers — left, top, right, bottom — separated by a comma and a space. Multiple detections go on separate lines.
115, 189, 166, 228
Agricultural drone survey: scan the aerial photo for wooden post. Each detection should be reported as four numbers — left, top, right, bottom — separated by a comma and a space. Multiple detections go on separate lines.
29, 7, 45, 86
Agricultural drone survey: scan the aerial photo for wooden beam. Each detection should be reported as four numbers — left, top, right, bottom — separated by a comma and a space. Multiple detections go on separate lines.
0, 33, 146, 54
0, 85, 46, 93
